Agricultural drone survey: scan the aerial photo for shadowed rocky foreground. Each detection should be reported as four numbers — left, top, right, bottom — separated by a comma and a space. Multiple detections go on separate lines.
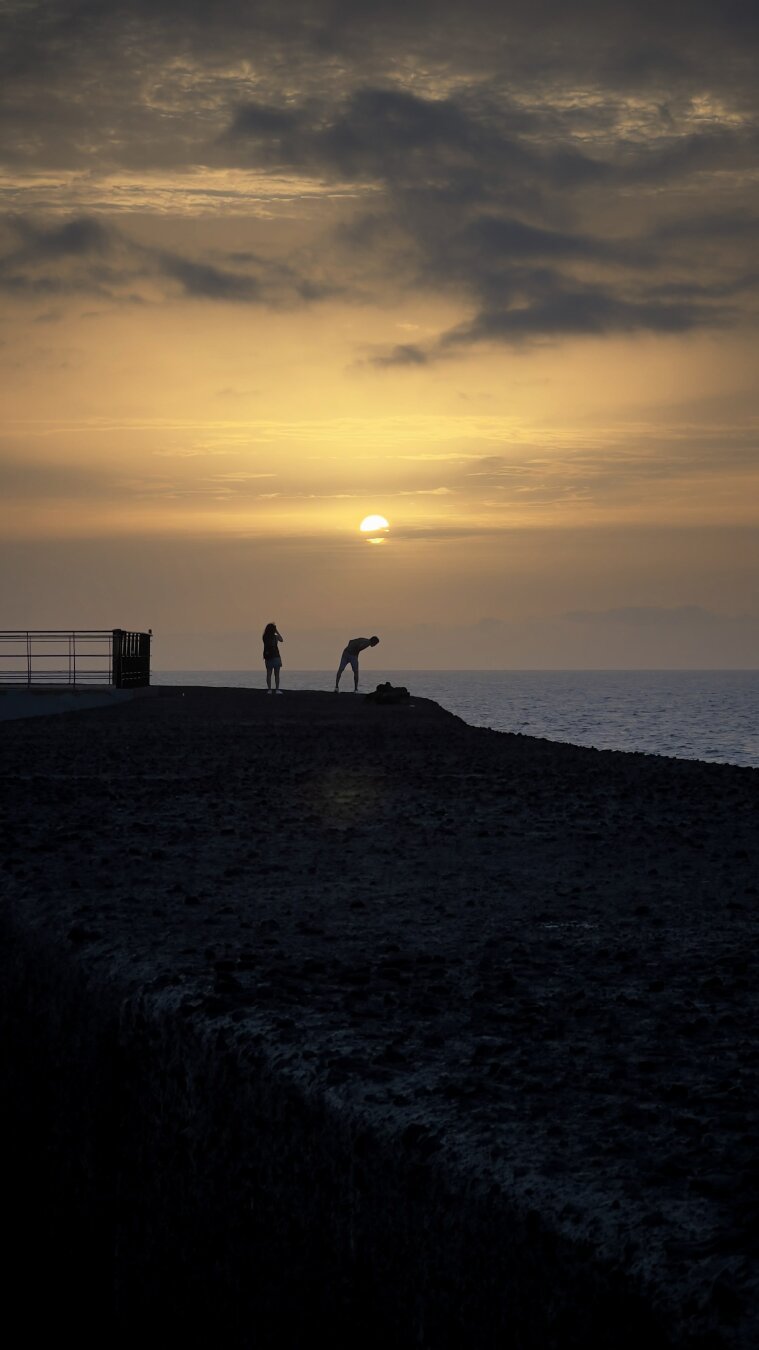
1, 686, 757, 1347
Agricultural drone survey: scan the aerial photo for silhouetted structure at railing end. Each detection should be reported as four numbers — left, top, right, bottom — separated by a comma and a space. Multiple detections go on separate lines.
0, 630, 152, 689
111, 629, 152, 689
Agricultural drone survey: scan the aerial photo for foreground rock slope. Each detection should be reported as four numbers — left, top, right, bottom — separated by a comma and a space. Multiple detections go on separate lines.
1, 686, 757, 1347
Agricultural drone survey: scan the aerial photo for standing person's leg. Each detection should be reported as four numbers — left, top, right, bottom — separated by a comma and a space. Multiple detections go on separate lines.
335, 651, 348, 690
266, 660, 272, 691
275, 658, 281, 691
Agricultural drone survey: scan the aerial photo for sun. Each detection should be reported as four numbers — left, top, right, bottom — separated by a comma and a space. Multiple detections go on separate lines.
359, 514, 390, 534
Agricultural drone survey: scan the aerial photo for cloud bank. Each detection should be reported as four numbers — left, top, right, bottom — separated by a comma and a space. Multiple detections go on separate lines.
1, 0, 757, 352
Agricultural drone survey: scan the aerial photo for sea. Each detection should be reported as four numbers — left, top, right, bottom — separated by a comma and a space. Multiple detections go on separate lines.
153, 669, 759, 770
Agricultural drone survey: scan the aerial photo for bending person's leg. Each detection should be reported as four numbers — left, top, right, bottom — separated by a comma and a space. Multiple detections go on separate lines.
335, 653, 349, 690
352, 657, 359, 691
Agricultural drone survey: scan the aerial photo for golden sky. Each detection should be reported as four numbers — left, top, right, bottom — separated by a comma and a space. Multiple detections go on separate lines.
1, 1, 757, 666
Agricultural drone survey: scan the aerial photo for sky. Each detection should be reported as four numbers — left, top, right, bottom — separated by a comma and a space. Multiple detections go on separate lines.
1, 0, 757, 669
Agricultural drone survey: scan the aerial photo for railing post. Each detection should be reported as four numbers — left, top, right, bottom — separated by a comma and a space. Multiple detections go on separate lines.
112, 629, 123, 689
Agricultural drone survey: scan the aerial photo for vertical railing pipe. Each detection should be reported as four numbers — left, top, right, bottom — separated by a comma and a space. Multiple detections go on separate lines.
112, 629, 122, 689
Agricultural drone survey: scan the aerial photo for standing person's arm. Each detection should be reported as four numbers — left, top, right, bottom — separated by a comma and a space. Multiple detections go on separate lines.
276, 631, 283, 642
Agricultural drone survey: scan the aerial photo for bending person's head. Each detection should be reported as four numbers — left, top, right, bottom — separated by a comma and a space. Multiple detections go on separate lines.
370, 635, 380, 646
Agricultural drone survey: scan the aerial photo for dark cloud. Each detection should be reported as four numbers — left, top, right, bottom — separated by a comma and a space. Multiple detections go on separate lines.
156, 254, 263, 303
371, 272, 731, 363
371, 343, 428, 368
0, 213, 339, 307
653, 211, 759, 245
1, 0, 757, 345
228, 86, 534, 188
226, 87, 599, 197
616, 128, 759, 187
0, 214, 140, 299
8, 215, 112, 259
458, 216, 606, 263
443, 288, 723, 346
224, 80, 757, 347
0, 215, 113, 290
230, 102, 300, 137
153, 244, 340, 307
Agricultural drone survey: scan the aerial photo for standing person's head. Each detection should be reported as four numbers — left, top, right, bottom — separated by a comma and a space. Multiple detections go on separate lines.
370, 635, 380, 646
263, 622, 277, 640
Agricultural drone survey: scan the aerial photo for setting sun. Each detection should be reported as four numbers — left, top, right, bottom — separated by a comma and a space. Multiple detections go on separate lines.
359, 515, 390, 534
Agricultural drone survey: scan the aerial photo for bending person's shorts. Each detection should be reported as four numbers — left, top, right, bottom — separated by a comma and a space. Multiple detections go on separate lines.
337, 650, 359, 676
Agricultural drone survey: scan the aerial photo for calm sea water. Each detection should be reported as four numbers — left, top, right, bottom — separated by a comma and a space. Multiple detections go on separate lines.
153, 670, 759, 769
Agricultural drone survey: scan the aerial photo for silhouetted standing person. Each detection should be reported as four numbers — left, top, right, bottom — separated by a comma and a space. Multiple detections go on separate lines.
263, 622, 283, 693
335, 635, 379, 692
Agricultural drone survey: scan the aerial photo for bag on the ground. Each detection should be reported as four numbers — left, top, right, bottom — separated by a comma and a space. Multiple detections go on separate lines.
364, 682, 410, 705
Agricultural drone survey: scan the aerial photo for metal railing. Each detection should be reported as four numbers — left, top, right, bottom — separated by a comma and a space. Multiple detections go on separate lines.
0, 630, 151, 689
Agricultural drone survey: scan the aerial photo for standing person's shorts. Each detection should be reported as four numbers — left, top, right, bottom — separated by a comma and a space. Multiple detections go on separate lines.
265, 657, 282, 671
337, 649, 358, 677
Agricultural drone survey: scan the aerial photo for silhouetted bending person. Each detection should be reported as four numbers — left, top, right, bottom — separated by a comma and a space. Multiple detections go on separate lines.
335, 635, 379, 692
262, 622, 284, 693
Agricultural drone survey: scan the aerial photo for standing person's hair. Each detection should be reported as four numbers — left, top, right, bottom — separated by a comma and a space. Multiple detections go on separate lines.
262, 622, 278, 642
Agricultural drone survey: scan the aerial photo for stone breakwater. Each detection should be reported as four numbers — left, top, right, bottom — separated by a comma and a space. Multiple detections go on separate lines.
1, 686, 757, 1347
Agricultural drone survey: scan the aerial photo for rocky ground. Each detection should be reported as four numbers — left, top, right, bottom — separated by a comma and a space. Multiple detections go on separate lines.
1, 686, 757, 1347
